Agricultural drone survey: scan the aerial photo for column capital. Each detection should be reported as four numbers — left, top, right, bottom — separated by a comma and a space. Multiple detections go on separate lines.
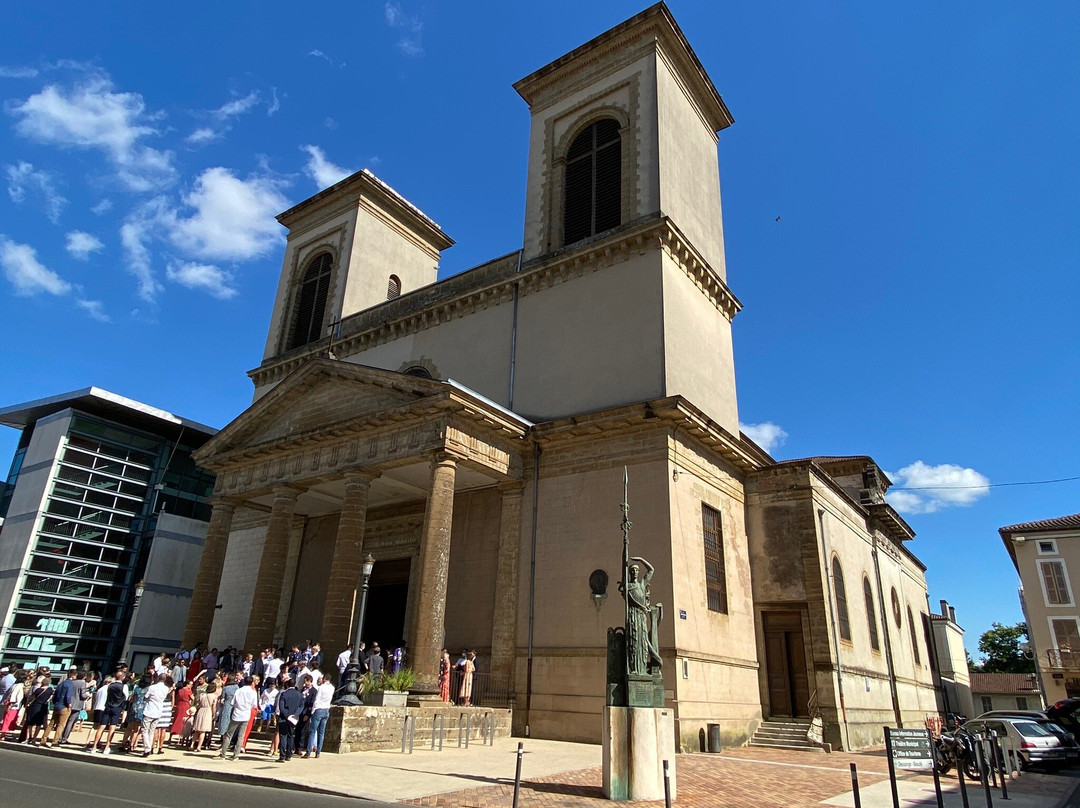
271, 484, 304, 499
207, 496, 239, 512
429, 449, 461, 469
344, 468, 382, 485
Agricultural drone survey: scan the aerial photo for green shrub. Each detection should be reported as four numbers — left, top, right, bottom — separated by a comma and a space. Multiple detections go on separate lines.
378, 668, 417, 692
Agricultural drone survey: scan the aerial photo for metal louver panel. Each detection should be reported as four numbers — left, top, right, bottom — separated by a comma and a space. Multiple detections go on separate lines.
287, 252, 333, 350
387, 275, 401, 300
563, 119, 622, 247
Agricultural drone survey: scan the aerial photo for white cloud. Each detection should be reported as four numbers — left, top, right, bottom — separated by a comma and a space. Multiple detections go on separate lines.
76, 298, 110, 322
166, 261, 238, 299
65, 230, 104, 260
0, 235, 72, 296
740, 421, 788, 454
886, 461, 991, 514
267, 87, 280, 117
120, 199, 167, 302
301, 145, 352, 189
385, 2, 424, 57
6, 161, 66, 223
0, 66, 39, 79
10, 73, 175, 191
167, 167, 288, 261
90, 198, 112, 215
186, 127, 218, 145
213, 91, 260, 121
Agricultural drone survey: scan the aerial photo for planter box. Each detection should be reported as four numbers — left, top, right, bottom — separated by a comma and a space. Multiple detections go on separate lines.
363, 690, 408, 707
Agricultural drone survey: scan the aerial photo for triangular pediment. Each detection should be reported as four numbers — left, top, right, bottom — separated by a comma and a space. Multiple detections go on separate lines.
197, 360, 444, 463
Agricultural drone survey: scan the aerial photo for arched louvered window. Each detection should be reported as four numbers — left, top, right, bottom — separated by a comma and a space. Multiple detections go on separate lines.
907, 605, 921, 665
832, 557, 851, 641
863, 576, 880, 651
387, 274, 401, 300
287, 252, 333, 350
402, 365, 432, 379
564, 118, 621, 245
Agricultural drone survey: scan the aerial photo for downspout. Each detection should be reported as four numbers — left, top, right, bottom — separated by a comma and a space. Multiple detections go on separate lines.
873, 536, 903, 725
817, 507, 851, 751
508, 249, 522, 411
524, 438, 541, 737
924, 592, 951, 718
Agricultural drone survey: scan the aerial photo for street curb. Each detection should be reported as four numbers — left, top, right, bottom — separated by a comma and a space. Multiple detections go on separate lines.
1053, 775, 1080, 808
0, 740, 369, 801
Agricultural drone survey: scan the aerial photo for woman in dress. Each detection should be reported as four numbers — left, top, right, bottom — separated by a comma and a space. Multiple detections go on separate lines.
438, 650, 451, 703
170, 679, 193, 747
191, 681, 218, 752
76, 672, 97, 738
122, 674, 150, 753
188, 651, 203, 681
22, 676, 54, 745
459, 651, 476, 707
152, 676, 174, 753
216, 673, 238, 750
0, 671, 27, 738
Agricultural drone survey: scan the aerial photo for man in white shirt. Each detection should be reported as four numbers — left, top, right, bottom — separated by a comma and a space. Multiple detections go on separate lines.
264, 651, 283, 683
306, 674, 337, 758
152, 654, 168, 675
335, 645, 352, 682
220, 676, 259, 760
141, 675, 170, 757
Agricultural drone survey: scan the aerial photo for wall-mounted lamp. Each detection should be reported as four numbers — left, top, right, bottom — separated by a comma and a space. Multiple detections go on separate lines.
589, 569, 609, 610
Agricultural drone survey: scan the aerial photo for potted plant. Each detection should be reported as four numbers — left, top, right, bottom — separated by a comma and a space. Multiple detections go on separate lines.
362, 668, 416, 707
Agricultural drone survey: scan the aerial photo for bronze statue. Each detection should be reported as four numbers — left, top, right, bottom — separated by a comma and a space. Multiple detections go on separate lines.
624, 557, 662, 676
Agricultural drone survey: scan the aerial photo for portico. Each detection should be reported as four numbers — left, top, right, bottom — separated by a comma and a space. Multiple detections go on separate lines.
182, 359, 529, 690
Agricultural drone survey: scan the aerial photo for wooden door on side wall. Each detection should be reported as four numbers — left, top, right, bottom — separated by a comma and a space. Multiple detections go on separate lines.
763, 610, 811, 718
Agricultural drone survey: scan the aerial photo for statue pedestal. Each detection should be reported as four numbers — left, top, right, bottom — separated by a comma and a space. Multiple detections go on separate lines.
602, 706, 676, 801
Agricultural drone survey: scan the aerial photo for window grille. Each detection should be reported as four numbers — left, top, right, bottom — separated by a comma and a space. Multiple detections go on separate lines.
288, 252, 333, 350
387, 274, 401, 300
701, 504, 727, 613
832, 557, 851, 641
564, 118, 621, 245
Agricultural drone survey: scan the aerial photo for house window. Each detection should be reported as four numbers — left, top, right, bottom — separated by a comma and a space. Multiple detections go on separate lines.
1052, 618, 1080, 652
287, 252, 333, 350
1017, 697, 1029, 710
564, 118, 621, 245
701, 504, 727, 613
863, 575, 880, 651
1038, 540, 1057, 555
891, 587, 902, 628
981, 696, 993, 713
387, 274, 401, 300
907, 605, 921, 665
832, 557, 851, 641
1040, 559, 1072, 605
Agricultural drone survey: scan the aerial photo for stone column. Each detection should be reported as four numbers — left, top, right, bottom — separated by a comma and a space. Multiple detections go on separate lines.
183, 499, 235, 648
408, 452, 457, 691
489, 482, 524, 682
319, 470, 379, 657
245, 485, 300, 651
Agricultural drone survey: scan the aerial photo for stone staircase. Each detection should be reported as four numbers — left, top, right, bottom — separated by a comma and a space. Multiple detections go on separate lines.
749, 718, 824, 752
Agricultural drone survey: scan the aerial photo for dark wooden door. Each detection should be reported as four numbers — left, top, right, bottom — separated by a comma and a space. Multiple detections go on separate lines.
763, 611, 810, 718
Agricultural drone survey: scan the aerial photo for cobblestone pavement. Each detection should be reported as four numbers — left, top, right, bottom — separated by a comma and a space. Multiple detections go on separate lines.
404, 746, 1078, 808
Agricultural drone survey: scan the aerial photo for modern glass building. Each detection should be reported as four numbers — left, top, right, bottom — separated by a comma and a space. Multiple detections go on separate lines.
0, 389, 216, 673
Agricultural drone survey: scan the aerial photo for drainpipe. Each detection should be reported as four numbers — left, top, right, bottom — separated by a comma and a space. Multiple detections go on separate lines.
924, 592, 951, 718
524, 439, 541, 737
873, 536, 903, 725
817, 507, 851, 751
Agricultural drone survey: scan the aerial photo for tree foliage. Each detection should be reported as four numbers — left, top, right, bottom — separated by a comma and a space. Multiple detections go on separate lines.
972, 622, 1035, 673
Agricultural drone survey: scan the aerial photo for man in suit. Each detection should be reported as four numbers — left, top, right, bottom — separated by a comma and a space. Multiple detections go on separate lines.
275, 676, 303, 762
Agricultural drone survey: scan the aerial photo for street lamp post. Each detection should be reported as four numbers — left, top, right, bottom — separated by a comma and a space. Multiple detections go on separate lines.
335, 554, 375, 706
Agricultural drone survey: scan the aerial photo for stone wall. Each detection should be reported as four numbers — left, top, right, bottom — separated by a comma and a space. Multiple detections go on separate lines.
324, 703, 512, 754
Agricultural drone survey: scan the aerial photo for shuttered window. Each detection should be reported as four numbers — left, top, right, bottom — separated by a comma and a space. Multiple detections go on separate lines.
863, 576, 880, 651
387, 274, 401, 300
701, 504, 727, 613
1040, 560, 1072, 605
833, 557, 851, 641
564, 118, 621, 245
287, 252, 333, 350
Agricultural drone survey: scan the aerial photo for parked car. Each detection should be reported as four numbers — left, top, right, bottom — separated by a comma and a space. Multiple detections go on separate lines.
1047, 699, 1080, 737
973, 711, 1080, 764
964, 717, 1068, 770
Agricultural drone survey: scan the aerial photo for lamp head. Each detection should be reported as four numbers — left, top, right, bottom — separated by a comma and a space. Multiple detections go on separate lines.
362, 553, 375, 577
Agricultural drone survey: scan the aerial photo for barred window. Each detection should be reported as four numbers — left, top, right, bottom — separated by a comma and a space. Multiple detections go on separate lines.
907, 605, 921, 665
564, 118, 621, 245
832, 557, 851, 641
863, 575, 880, 651
288, 252, 333, 350
387, 274, 401, 300
701, 504, 727, 613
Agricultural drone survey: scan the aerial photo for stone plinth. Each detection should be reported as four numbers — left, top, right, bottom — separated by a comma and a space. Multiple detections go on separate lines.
325, 703, 512, 754
602, 706, 676, 802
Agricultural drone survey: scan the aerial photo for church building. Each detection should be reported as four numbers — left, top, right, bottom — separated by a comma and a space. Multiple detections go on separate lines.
184, 3, 938, 752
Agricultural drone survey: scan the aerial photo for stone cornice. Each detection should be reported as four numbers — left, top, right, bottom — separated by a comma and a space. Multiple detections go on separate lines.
513, 3, 732, 133
249, 218, 740, 390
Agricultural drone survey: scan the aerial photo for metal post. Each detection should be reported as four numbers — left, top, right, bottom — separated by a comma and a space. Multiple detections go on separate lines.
512, 742, 524, 808
409, 716, 415, 754
458, 715, 464, 747
850, 763, 862, 808
957, 752, 971, 808
885, 728, 901, 808
465, 713, 471, 748
987, 733, 998, 788
974, 736, 994, 808
995, 733, 1009, 800
431, 714, 445, 751
930, 745, 944, 808
663, 759, 672, 808
336, 555, 375, 706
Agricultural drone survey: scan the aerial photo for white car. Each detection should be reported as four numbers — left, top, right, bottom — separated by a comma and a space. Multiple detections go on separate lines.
964, 717, 1068, 770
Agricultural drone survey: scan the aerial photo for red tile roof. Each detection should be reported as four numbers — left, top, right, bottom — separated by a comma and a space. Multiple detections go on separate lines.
1000, 513, 1080, 535
969, 672, 1041, 695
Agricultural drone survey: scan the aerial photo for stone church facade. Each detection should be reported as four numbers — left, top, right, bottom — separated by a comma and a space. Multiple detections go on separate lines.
184, 4, 937, 751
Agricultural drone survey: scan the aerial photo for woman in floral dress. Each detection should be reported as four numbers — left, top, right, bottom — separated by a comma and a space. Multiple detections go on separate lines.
191, 681, 219, 752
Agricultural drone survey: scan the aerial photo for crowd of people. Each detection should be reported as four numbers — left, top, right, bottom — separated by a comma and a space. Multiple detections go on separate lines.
0, 639, 399, 761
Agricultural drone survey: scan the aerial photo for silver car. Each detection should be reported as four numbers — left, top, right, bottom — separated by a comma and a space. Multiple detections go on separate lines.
965, 717, 1068, 770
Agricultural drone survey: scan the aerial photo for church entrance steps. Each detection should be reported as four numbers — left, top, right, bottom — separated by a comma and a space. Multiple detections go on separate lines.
749, 718, 824, 752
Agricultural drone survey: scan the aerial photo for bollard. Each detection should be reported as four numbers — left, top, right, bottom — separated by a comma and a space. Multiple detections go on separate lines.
465, 713, 471, 748
974, 736, 994, 808
431, 713, 445, 751
995, 733, 1009, 801
512, 741, 524, 808
663, 759, 672, 808
988, 732, 998, 789
401, 715, 415, 754
956, 751, 970, 808
850, 762, 862, 808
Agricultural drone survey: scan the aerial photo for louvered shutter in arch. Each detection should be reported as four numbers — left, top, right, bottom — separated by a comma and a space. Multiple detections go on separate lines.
287, 252, 333, 350
387, 275, 401, 300
563, 118, 622, 246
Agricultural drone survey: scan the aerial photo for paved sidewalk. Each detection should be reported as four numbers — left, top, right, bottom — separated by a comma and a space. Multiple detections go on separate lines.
2, 728, 1079, 807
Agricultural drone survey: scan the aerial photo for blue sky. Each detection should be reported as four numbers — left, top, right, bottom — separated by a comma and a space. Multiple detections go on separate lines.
1, 2, 1077, 659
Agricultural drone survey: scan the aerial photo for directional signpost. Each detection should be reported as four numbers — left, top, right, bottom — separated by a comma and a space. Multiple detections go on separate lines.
884, 727, 943, 808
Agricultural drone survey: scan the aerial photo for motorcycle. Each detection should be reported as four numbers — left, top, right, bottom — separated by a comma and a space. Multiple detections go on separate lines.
935, 727, 982, 780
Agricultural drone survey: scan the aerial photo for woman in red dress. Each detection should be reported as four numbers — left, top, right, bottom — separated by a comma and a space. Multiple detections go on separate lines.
170, 680, 193, 746
438, 649, 451, 703
189, 652, 202, 680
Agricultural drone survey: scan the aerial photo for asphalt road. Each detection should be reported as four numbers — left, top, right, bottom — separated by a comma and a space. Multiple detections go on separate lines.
0, 748, 393, 807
